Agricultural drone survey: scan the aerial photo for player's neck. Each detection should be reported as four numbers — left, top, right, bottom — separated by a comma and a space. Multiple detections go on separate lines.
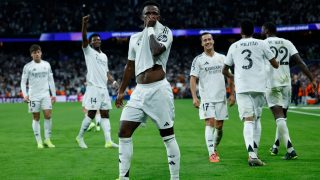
267, 34, 276, 38
33, 59, 41, 63
204, 49, 214, 57
241, 35, 252, 39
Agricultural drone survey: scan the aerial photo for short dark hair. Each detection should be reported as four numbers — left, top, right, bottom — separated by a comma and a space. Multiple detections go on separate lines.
89, 33, 100, 42
241, 20, 254, 36
142, 1, 160, 12
263, 22, 277, 34
29, 44, 41, 54
200, 32, 212, 41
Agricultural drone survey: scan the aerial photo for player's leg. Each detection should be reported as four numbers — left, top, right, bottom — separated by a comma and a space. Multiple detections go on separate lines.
42, 97, 55, 148
118, 120, 141, 179
100, 109, 118, 148
29, 100, 43, 148
205, 118, 216, 159
95, 111, 101, 131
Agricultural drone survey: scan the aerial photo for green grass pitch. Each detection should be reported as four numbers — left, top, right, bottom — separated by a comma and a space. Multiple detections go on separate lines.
0, 99, 319, 179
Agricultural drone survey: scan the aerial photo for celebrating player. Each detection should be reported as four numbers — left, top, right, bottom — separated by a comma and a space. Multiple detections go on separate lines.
223, 20, 279, 166
261, 22, 317, 159
21, 44, 56, 149
190, 32, 235, 163
115, 1, 180, 179
76, 15, 119, 149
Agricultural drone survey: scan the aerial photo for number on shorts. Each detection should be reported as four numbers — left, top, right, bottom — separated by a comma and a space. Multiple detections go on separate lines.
241, 49, 253, 70
270, 46, 289, 65
90, 98, 97, 104
29, 101, 36, 107
202, 103, 209, 111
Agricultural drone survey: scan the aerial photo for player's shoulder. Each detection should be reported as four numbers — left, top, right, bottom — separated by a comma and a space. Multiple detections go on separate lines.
215, 52, 226, 58
23, 61, 33, 69
130, 32, 142, 39
193, 53, 204, 62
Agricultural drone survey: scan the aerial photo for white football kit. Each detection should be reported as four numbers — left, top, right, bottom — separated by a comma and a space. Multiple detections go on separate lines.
120, 21, 174, 129
21, 60, 56, 112
190, 52, 228, 120
82, 46, 112, 110
225, 37, 275, 120
264, 37, 298, 108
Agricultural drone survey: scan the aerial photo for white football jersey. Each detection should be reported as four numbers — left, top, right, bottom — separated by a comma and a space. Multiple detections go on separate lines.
128, 21, 173, 77
83, 46, 109, 89
21, 60, 56, 101
190, 52, 226, 103
225, 37, 275, 93
264, 37, 298, 88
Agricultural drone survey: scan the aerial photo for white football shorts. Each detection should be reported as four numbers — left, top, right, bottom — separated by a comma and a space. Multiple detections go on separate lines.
28, 96, 52, 113
83, 86, 112, 110
120, 79, 175, 129
236, 92, 265, 121
266, 85, 291, 109
199, 100, 228, 120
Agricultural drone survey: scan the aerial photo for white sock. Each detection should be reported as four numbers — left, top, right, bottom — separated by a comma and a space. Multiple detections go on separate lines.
213, 128, 223, 149
253, 117, 261, 155
101, 118, 112, 142
205, 126, 215, 156
272, 126, 280, 149
243, 121, 257, 158
119, 137, 133, 178
78, 115, 91, 138
44, 118, 52, 140
32, 120, 42, 143
276, 118, 294, 153
95, 113, 101, 126
163, 135, 180, 180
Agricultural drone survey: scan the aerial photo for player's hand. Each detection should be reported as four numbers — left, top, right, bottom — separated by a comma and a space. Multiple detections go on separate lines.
144, 15, 156, 27
51, 96, 56, 104
193, 98, 200, 108
23, 96, 30, 103
112, 81, 119, 90
82, 15, 90, 23
115, 92, 125, 108
228, 94, 235, 107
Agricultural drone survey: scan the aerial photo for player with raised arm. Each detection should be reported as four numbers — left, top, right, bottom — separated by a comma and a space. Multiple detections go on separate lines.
261, 22, 317, 159
190, 32, 235, 163
21, 44, 56, 149
76, 15, 119, 149
115, 1, 180, 179
223, 20, 279, 166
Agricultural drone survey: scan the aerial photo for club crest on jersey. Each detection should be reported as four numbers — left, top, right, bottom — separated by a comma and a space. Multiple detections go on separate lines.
157, 34, 167, 42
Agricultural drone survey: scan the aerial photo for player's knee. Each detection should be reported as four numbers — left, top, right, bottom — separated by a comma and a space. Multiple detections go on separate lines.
33, 113, 40, 120
87, 110, 97, 119
159, 127, 174, 137
215, 121, 223, 129
100, 110, 109, 118
118, 128, 132, 138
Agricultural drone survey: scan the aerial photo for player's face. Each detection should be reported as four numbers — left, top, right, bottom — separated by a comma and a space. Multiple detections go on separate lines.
201, 34, 214, 50
90, 36, 101, 48
142, 6, 160, 24
31, 50, 42, 61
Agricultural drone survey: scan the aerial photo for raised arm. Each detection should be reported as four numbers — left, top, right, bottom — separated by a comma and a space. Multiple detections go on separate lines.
190, 75, 200, 108
82, 15, 90, 48
115, 61, 135, 108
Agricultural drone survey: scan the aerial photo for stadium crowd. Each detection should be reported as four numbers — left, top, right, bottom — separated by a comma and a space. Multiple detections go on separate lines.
1, 0, 320, 35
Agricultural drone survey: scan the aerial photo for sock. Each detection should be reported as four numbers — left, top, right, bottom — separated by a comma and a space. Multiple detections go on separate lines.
119, 137, 133, 178
276, 118, 294, 153
243, 121, 257, 158
213, 128, 223, 149
95, 113, 101, 126
44, 118, 52, 140
101, 118, 111, 142
205, 126, 215, 156
163, 134, 180, 180
77, 115, 91, 138
253, 117, 261, 155
272, 126, 280, 149
32, 120, 42, 143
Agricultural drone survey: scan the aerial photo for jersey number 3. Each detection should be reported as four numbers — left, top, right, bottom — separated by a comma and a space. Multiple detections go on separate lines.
241, 49, 253, 70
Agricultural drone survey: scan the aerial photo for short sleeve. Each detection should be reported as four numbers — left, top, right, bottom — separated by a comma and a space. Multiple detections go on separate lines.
225, 45, 234, 66
158, 27, 173, 49
128, 36, 136, 61
190, 57, 200, 77
82, 45, 91, 55
261, 41, 275, 61
287, 40, 298, 56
